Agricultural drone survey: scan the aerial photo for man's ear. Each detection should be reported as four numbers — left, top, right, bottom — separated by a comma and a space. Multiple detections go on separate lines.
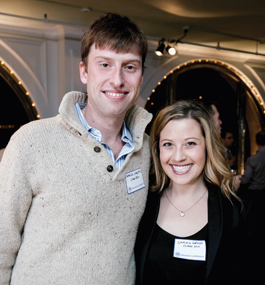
79, 61, 87, 84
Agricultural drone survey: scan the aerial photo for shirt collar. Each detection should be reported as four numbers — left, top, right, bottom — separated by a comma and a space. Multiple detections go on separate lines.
75, 102, 133, 144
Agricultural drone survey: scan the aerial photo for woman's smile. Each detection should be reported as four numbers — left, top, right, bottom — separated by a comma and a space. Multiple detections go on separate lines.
171, 164, 193, 175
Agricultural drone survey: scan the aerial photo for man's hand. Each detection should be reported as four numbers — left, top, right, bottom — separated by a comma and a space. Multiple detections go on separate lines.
233, 175, 242, 191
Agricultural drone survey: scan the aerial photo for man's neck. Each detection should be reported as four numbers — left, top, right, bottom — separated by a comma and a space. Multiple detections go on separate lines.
258, 145, 265, 150
82, 104, 126, 159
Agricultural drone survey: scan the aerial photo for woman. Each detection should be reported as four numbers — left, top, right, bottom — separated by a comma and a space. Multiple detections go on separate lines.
135, 100, 250, 285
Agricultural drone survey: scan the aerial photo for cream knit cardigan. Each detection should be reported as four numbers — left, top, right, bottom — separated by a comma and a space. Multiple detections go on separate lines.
0, 91, 152, 285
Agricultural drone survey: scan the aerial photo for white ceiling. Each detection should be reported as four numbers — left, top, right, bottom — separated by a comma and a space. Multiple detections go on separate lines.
1, 0, 265, 55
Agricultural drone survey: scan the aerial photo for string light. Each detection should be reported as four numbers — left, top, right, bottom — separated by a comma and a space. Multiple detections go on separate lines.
0, 57, 40, 119
149, 58, 265, 116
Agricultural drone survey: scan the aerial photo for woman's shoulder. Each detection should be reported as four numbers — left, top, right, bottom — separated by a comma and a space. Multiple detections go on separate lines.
206, 181, 243, 228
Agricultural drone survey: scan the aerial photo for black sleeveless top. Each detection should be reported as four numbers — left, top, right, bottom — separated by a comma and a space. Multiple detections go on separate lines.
142, 223, 208, 285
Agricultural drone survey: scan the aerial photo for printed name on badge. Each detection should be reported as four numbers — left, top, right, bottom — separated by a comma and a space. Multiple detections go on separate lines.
125, 168, 146, 194
173, 239, 206, 261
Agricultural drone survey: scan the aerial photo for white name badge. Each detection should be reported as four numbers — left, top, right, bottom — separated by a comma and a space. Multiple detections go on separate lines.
125, 168, 146, 194
173, 239, 206, 261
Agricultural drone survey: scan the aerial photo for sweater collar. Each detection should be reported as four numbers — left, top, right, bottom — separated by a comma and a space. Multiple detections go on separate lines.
58, 91, 152, 149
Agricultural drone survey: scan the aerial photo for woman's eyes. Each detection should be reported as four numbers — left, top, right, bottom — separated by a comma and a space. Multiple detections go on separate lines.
186, 141, 196, 146
161, 141, 198, 148
163, 142, 172, 147
162, 142, 196, 147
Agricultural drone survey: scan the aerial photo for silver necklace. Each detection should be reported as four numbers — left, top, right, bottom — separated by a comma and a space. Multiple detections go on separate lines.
165, 189, 207, 217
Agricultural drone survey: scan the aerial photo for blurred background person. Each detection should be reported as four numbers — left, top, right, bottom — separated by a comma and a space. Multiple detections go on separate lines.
221, 130, 236, 169
240, 130, 265, 191
200, 100, 222, 136
237, 130, 265, 282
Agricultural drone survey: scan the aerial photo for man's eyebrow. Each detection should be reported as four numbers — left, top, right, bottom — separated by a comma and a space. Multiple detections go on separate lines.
125, 59, 142, 64
95, 56, 141, 64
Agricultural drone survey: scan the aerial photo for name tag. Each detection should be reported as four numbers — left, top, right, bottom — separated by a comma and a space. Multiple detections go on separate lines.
125, 168, 146, 194
173, 239, 206, 261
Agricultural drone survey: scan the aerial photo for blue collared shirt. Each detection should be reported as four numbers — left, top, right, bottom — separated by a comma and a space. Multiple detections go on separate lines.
75, 102, 134, 170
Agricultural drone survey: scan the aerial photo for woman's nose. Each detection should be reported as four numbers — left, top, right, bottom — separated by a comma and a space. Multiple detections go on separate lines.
173, 147, 186, 162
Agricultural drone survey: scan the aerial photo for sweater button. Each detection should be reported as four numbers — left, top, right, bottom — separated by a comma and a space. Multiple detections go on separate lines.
107, 165, 113, 172
94, 146, 101, 153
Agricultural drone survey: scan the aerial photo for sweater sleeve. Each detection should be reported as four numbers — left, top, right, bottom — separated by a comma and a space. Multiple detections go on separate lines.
0, 133, 33, 284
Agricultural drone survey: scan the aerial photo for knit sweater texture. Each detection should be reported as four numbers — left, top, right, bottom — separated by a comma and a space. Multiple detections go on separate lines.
0, 91, 152, 285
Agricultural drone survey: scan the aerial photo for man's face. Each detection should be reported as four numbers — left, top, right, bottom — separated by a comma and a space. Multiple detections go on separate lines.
211, 104, 222, 135
223, 132, 234, 148
79, 44, 144, 120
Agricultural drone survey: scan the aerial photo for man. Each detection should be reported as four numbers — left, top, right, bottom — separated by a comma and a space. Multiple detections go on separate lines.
200, 100, 222, 135
240, 130, 265, 190
210, 104, 222, 135
0, 13, 152, 284
221, 130, 236, 168
238, 130, 265, 282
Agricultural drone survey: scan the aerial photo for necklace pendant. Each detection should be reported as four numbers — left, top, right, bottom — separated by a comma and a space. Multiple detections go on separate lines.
180, 211, 185, 217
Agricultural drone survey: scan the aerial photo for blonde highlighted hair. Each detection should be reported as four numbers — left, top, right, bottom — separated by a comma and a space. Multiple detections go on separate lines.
150, 100, 238, 201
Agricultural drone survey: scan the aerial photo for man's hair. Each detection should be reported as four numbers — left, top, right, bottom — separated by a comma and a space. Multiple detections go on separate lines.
199, 99, 218, 116
256, 130, 265, 146
221, 130, 233, 139
150, 100, 239, 201
81, 13, 148, 70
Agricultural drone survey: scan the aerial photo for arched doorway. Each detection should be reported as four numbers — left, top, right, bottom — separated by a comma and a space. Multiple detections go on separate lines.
145, 59, 265, 174
0, 61, 40, 150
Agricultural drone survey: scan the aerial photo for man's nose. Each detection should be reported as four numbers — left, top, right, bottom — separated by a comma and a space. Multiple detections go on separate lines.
110, 68, 125, 87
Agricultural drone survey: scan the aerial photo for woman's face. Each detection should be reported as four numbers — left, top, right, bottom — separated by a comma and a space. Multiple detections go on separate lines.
159, 118, 206, 188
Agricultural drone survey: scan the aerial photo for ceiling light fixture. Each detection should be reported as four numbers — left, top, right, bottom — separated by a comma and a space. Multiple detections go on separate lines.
155, 27, 189, 57
166, 45, 177, 56
155, 39, 165, 56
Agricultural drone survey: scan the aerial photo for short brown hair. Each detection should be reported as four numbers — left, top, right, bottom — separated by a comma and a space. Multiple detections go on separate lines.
256, 130, 265, 146
81, 13, 148, 70
150, 100, 238, 201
